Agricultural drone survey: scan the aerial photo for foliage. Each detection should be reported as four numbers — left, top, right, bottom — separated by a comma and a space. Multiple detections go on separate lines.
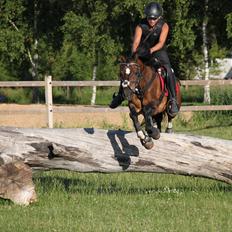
0, 0, 28, 78
211, 86, 232, 105
0, 88, 33, 104
52, 41, 93, 81
0, 0, 232, 101
180, 86, 204, 104
0, 63, 16, 81
226, 12, 232, 39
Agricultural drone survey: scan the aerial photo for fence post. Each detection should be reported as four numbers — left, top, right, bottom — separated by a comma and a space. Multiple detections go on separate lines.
45, 75, 53, 128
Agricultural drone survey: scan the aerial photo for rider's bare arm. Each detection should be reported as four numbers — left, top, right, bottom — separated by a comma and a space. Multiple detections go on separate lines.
150, 23, 169, 54
132, 26, 142, 54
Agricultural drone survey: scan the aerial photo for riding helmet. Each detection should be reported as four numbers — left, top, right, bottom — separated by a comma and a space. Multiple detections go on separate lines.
144, 2, 163, 19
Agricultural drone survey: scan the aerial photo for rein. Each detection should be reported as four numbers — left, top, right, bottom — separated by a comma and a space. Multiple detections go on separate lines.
139, 71, 156, 97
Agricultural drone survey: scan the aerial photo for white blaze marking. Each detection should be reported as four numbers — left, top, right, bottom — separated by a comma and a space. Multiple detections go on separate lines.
125, 67, 130, 75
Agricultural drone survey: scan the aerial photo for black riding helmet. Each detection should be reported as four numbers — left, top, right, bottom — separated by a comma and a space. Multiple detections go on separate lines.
144, 2, 163, 19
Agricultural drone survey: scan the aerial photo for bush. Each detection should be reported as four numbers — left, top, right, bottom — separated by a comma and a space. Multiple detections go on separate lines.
0, 88, 33, 104
180, 86, 204, 104
211, 86, 232, 105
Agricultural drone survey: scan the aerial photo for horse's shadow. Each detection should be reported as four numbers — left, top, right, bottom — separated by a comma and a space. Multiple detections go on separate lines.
106, 130, 139, 170
84, 128, 139, 170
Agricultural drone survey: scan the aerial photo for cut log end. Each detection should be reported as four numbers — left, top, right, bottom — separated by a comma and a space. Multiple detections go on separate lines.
0, 161, 37, 205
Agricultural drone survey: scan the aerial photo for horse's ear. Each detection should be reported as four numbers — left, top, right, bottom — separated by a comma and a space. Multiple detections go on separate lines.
119, 56, 126, 63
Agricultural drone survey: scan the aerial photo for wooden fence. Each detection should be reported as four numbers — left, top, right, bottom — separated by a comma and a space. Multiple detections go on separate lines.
0, 76, 232, 128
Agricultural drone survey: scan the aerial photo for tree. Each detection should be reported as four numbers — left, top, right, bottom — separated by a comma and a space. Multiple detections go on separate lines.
0, 0, 28, 79
60, 0, 122, 104
226, 13, 232, 40
202, 0, 210, 104
163, 0, 196, 79
0, 0, 232, 105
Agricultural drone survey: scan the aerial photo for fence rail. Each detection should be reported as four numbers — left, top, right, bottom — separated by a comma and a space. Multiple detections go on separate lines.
1, 79, 232, 87
0, 77, 232, 128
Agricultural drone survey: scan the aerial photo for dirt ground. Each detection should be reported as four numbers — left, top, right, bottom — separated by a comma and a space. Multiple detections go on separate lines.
0, 104, 192, 128
0, 104, 134, 128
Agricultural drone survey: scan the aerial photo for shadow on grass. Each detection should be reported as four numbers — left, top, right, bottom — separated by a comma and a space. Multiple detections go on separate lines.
0, 198, 13, 205
33, 174, 232, 195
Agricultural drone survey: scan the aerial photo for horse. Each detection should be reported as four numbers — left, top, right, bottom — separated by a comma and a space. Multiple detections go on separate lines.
119, 55, 181, 149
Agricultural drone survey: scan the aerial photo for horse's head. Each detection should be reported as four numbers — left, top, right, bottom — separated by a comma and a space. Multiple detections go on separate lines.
119, 55, 144, 99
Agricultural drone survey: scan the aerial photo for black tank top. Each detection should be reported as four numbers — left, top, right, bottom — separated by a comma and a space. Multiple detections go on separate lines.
139, 18, 166, 51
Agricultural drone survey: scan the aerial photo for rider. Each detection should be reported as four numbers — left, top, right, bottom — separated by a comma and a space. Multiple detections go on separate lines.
109, 2, 179, 117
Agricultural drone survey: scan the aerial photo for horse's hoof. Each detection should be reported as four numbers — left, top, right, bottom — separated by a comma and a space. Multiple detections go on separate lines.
141, 137, 154, 150
165, 128, 173, 133
147, 127, 160, 140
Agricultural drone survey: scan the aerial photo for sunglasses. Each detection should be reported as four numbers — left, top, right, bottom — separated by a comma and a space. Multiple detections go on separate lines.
147, 17, 158, 20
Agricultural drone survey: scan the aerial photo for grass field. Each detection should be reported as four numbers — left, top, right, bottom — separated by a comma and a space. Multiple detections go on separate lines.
0, 111, 232, 232
0, 172, 231, 232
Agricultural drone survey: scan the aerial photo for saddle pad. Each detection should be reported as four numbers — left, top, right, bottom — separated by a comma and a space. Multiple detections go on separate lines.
159, 74, 180, 96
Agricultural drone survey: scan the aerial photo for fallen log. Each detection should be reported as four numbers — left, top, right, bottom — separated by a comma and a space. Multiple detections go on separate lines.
0, 127, 231, 204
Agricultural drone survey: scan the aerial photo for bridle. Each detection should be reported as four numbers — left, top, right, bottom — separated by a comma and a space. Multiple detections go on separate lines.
119, 62, 143, 96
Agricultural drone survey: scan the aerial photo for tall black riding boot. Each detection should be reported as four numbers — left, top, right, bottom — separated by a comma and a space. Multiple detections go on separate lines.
166, 73, 179, 117
109, 84, 124, 109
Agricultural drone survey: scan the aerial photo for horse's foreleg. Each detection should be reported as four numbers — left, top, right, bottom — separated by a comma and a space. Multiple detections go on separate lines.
129, 106, 144, 139
153, 113, 163, 132
143, 105, 160, 140
165, 116, 173, 133
129, 105, 153, 149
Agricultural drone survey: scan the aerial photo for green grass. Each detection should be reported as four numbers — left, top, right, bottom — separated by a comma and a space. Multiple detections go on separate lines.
180, 85, 232, 105
174, 111, 232, 140
0, 172, 231, 232
1, 111, 232, 232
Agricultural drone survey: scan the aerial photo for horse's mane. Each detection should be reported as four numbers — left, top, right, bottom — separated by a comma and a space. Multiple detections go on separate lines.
122, 54, 146, 72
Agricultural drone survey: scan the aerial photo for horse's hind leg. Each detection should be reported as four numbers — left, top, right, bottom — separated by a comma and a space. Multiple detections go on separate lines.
153, 113, 163, 132
165, 116, 173, 133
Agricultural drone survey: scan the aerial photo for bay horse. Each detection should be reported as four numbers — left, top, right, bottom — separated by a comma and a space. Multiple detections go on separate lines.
119, 55, 181, 149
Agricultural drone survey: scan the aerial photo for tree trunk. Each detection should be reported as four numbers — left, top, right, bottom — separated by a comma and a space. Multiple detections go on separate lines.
0, 127, 231, 185
91, 65, 97, 105
1, 127, 231, 205
203, 0, 211, 104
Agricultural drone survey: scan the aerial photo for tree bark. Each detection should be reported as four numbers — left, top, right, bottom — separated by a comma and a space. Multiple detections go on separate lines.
91, 65, 97, 105
0, 127, 231, 185
203, 0, 211, 104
